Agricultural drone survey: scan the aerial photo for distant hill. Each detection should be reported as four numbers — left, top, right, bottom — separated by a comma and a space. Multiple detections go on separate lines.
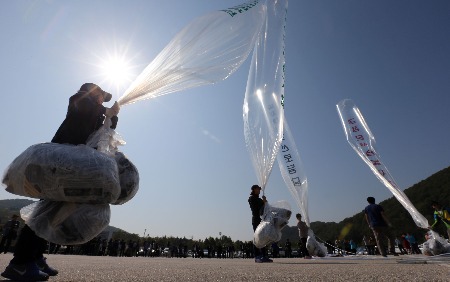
0, 199, 35, 225
0, 199, 128, 237
0, 198, 35, 210
280, 166, 450, 245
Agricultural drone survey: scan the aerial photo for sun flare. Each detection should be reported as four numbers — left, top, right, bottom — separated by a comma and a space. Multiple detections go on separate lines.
99, 54, 135, 89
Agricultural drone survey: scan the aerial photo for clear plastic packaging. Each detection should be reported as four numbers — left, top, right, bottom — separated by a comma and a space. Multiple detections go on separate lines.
253, 201, 291, 248
86, 117, 126, 156
21, 200, 110, 245
306, 229, 327, 257
112, 152, 139, 205
422, 231, 450, 256
2, 143, 121, 204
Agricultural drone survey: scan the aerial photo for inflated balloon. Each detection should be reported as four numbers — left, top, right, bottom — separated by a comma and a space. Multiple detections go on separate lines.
278, 118, 309, 225
243, 0, 288, 192
118, 0, 266, 106
336, 99, 428, 228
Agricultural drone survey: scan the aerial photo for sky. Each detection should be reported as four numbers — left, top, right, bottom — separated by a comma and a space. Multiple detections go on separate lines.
1, 0, 450, 242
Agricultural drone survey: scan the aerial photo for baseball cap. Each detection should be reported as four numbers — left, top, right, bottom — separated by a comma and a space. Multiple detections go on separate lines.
251, 185, 261, 190
79, 83, 112, 102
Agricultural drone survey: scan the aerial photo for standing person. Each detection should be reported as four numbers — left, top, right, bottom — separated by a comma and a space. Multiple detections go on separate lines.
1, 83, 120, 281
248, 184, 272, 263
349, 239, 357, 254
430, 201, 450, 240
401, 234, 411, 254
366, 236, 376, 255
364, 197, 398, 257
395, 237, 406, 255
284, 239, 292, 258
405, 233, 420, 254
334, 238, 341, 255
296, 213, 311, 259
0, 215, 20, 254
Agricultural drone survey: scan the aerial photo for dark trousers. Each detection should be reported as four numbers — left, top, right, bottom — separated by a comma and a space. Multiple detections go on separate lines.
252, 221, 267, 258
299, 237, 310, 257
11, 225, 47, 265
371, 226, 395, 256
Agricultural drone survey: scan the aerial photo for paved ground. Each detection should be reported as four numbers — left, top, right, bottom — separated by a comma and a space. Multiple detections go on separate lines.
0, 253, 449, 281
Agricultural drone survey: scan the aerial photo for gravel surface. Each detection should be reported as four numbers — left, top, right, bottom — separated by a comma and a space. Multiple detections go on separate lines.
0, 254, 449, 281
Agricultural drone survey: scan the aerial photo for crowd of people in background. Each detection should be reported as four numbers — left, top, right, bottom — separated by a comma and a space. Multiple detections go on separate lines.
0, 199, 448, 260
0, 226, 445, 260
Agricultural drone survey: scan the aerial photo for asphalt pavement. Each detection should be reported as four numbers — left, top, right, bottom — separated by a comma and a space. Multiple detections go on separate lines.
0, 253, 449, 281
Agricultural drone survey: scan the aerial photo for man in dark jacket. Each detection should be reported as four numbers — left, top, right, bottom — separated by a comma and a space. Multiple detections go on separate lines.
52, 82, 119, 144
364, 196, 398, 257
1, 83, 120, 282
248, 184, 272, 263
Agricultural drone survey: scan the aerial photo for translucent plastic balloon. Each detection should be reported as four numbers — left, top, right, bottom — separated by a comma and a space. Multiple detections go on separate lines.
243, 0, 288, 192
277, 118, 310, 225
336, 99, 428, 228
118, 0, 266, 106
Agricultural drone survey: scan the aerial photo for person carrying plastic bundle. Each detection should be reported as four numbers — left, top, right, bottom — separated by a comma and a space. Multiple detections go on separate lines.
364, 196, 399, 257
429, 201, 450, 241
296, 213, 311, 259
52, 82, 120, 144
248, 184, 272, 263
1, 83, 120, 282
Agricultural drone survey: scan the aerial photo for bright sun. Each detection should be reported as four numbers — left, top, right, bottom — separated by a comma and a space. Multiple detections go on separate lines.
99, 54, 134, 88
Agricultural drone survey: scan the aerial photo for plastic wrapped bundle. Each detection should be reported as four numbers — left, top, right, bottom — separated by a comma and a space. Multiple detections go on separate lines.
306, 230, 327, 257
21, 200, 110, 245
111, 152, 140, 205
253, 220, 280, 248
86, 118, 126, 156
2, 143, 121, 204
253, 201, 291, 248
422, 231, 450, 256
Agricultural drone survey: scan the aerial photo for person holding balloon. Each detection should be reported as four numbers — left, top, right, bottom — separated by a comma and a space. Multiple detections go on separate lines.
248, 184, 272, 263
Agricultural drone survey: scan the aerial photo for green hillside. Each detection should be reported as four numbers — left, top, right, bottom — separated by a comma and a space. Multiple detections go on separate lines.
0, 199, 35, 226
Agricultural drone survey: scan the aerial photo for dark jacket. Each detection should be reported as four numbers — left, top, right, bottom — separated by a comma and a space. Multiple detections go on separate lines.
248, 194, 264, 227
52, 92, 108, 145
364, 203, 387, 228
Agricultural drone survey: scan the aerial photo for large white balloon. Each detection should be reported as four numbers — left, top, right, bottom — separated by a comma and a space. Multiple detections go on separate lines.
243, 0, 288, 192
277, 118, 310, 225
118, 1, 266, 106
336, 99, 428, 228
